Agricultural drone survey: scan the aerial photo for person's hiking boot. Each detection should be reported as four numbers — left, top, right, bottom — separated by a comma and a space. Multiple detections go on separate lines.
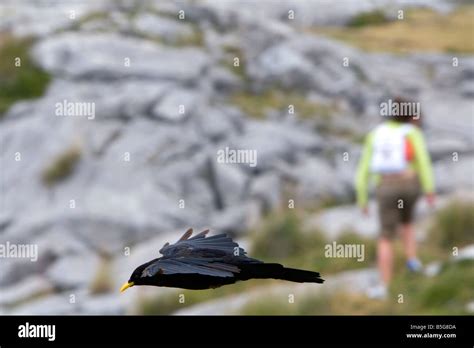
366, 284, 388, 300
407, 258, 423, 273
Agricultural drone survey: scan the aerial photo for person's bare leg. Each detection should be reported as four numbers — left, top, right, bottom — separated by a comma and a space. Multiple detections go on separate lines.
378, 237, 393, 285
401, 223, 416, 260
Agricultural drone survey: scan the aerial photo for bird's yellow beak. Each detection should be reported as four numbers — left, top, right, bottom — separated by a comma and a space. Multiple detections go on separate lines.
120, 282, 134, 292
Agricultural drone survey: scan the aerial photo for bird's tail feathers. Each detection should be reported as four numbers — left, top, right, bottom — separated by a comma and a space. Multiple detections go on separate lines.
240, 263, 324, 284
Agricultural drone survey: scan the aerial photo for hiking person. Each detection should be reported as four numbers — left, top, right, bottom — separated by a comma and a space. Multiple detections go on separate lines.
355, 98, 435, 299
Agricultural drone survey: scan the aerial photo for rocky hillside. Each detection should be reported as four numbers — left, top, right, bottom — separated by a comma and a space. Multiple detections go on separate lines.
0, 0, 472, 314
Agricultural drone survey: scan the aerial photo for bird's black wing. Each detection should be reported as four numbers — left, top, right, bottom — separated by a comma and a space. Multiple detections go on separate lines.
141, 257, 240, 278
159, 229, 246, 258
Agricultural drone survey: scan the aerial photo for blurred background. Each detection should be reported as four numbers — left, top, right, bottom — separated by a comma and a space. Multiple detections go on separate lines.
0, 0, 473, 315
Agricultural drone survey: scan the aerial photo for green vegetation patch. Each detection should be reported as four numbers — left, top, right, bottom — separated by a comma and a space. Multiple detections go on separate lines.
0, 36, 51, 116
172, 27, 205, 47
230, 89, 337, 120
250, 211, 376, 274
220, 45, 247, 79
429, 200, 474, 250
42, 145, 81, 186
347, 10, 391, 27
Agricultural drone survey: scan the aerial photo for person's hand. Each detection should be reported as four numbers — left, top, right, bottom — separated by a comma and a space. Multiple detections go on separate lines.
426, 193, 436, 208
361, 206, 369, 216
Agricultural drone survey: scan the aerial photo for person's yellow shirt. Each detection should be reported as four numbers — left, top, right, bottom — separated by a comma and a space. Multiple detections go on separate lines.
355, 121, 435, 208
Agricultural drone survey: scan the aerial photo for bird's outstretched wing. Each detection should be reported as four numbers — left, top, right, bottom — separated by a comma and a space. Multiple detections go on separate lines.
159, 229, 246, 258
141, 257, 240, 278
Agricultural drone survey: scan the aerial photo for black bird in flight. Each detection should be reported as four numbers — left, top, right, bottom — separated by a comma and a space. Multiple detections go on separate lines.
120, 228, 324, 292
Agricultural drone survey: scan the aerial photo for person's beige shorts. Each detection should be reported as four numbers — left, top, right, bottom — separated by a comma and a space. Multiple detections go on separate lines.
375, 175, 421, 239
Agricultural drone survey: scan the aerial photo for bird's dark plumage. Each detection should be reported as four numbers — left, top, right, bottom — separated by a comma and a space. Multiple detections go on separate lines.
120, 228, 324, 292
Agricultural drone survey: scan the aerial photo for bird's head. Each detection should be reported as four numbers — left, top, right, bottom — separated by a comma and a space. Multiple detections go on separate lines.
120, 262, 157, 292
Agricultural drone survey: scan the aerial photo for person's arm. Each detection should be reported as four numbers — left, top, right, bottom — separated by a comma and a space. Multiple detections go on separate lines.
355, 133, 373, 209
408, 127, 435, 194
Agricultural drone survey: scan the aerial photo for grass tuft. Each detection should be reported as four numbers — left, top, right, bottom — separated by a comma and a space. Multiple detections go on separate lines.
347, 10, 390, 27
42, 145, 81, 186
429, 200, 474, 249
0, 36, 51, 116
